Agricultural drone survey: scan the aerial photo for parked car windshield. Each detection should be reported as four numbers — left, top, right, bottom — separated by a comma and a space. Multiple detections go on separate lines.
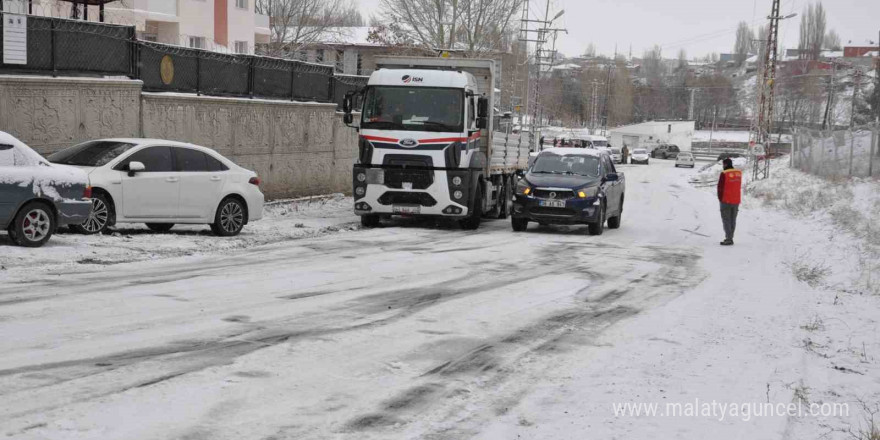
531, 154, 600, 177
679, 152, 693, 158
49, 141, 137, 167
361, 86, 464, 132
634, 149, 647, 154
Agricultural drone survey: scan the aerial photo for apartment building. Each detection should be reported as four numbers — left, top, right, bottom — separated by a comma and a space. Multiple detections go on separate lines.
1, 0, 270, 54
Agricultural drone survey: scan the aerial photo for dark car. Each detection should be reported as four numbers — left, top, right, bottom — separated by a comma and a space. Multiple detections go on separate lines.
511, 148, 625, 236
0, 132, 91, 247
652, 144, 681, 159
716, 152, 744, 162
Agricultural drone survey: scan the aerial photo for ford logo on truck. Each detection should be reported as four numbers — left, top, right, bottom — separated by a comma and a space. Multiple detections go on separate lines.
399, 138, 418, 148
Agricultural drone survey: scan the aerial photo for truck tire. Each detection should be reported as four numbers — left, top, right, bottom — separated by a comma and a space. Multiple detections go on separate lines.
459, 183, 483, 230
360, 215, 380, 228
588, 201, 605, 236
497, 176, 512, 219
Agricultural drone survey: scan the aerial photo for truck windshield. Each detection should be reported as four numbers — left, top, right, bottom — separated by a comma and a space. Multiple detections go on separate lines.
361, 86, 464, 132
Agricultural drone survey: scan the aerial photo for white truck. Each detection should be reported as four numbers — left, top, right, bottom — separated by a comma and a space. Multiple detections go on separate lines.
342, 56, 531, 230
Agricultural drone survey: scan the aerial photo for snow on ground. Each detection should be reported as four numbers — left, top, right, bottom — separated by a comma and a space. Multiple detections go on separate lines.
0, 194, 359, 282
1, 159, 878, 439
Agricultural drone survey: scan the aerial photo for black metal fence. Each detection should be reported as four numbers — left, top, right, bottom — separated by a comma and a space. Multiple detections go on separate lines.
0, 13, 367, 108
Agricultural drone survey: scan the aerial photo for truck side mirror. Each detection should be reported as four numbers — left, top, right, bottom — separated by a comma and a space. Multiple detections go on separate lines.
343, 113, 354, 125
342, 91, 354, 114
476, 117, 488, 129
477, 97, 489, 118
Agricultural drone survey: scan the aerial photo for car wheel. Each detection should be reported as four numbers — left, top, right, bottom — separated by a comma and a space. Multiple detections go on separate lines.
73, 192, 112, 235
360, 215, 380, 228
607, 196, 623, 229
588, 202, 605, 236
9, 201, 55, 247
511, 217, 528, 232
211, 197, 246, 237
146, 223, 174, 233
459, 183, 483, 230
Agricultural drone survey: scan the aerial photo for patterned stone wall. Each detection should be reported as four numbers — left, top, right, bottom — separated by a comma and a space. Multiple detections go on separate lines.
0, 76, 141, 153
0, 76, 358, 199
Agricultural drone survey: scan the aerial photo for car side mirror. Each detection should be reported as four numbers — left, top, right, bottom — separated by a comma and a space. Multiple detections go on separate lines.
128, 161, 145, 177
604, 173, 619, 182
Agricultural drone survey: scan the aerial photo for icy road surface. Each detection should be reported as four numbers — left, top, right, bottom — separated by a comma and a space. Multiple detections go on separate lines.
0, 160, 864, 439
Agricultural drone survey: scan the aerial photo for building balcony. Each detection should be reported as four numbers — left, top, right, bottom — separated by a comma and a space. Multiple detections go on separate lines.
107, 0, 179, 23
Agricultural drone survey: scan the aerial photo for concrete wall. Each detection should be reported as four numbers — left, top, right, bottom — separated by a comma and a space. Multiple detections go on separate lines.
0, 76, 358, 199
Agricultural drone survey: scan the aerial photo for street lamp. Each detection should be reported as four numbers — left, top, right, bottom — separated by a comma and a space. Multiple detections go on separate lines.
769, 13, 797, 20
552, 10, 565, 23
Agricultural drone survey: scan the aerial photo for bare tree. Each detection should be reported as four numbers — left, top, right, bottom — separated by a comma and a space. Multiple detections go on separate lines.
798, 2, 826, 60
255, 0, 361, 56
375, 0, 523, 55
733, 21, 753, 66
823, 29, 841, 51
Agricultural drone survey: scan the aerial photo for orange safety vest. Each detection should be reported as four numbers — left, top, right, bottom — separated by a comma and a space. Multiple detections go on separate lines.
719, 169, 742, 205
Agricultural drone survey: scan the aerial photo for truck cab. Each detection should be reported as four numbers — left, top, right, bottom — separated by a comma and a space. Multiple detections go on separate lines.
344, 57, 527, 230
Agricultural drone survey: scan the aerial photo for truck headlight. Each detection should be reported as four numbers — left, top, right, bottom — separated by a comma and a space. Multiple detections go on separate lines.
357, 172, 366, 182
355, 187, 366, 196
453, 190, 463, 200
452, 176, 462, 186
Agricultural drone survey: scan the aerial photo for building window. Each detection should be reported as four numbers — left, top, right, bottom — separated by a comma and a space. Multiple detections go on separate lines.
356, 53, 363, 75
668, 124, 672, 133
234, 41, 248, 54
235, 0, 248, 9
189, 36, 206, 49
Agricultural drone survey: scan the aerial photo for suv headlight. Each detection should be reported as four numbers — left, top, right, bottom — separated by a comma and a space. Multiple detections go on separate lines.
515, 179, 532, 196
575, 185, 599, 199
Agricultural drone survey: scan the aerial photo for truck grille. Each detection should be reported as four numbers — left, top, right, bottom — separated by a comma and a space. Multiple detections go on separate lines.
533, 189, 575, 200
378, 192, 438, 207
384, 169, 433, 190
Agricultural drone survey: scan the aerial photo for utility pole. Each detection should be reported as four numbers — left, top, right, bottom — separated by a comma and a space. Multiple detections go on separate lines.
590, 81, 599, 133
751, 0, 788, 180
708, 106, 717, 155
822, 61, 837, 130
852, 68, 862, 128
688, 88, 696, 121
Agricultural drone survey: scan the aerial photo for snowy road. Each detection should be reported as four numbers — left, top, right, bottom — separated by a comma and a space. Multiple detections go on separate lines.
0, 160, 866, 439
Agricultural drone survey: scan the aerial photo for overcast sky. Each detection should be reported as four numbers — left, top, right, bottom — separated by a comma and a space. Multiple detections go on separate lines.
353, 0, 879, 59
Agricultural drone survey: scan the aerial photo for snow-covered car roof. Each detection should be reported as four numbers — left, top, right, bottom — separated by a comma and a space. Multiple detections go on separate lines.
539, 147, 605, 157
0, 131, 50, 167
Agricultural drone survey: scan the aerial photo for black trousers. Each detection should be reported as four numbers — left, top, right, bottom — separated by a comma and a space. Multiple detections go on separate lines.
720, 202, 739, 241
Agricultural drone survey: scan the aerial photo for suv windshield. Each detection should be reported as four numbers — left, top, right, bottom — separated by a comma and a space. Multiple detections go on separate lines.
361, 86, 464, 132
532, 154, 600, 177
48, 141, 137, 166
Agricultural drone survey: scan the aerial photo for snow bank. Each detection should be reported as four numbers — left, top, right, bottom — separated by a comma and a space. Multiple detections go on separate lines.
689, 157, 748, 184
0, 132, 87, 200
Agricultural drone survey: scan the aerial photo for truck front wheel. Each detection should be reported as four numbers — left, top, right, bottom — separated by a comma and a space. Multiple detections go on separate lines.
459, 184, 483, 230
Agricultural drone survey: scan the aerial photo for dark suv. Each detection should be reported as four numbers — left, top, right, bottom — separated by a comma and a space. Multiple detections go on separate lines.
652, 144, 680, 159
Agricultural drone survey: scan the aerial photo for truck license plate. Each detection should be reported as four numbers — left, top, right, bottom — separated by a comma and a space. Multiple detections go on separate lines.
393, 205, 420, 215
402, 182, 413, 190
538, 199, 566, 208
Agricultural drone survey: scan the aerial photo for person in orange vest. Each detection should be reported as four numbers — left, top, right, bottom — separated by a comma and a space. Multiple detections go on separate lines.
717, 158, 742, 246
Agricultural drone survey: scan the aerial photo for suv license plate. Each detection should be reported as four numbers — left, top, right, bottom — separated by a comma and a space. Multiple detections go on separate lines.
393, 205, 420, 215
538, 200, 566, 208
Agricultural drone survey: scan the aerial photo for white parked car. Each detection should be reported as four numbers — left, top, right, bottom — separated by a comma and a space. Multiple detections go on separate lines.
609, 147, 623, 164
630, 148, 650, 165
675, 152, 696, 168
48, 139, 264, 236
